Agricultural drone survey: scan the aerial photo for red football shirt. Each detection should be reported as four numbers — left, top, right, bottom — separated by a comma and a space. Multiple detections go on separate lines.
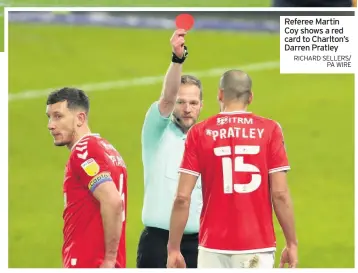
62, 134, 127, 268
179, 111, 290, 254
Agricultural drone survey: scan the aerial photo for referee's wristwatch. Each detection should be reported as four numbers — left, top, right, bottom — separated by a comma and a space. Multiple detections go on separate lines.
172, 45, 188, 64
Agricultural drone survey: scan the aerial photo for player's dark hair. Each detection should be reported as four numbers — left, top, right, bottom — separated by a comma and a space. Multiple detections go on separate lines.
46, 87, 90, 113
181, 75, 203, 100
219, 70, 252, 104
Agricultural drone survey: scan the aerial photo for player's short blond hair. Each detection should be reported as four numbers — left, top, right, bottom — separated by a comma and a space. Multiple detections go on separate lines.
181, 75, 203, 100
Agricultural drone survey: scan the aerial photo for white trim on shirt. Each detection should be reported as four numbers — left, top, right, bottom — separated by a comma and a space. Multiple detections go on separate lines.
178, 168, 200, 177
269, 166, 291, 173
219, 111, 251, 115
198, 246, 276, 255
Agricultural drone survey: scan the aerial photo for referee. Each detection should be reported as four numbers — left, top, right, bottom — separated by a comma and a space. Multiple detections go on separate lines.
136, 29, 203, 268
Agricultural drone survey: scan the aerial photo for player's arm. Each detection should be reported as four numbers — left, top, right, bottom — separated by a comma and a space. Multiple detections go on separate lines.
73, 147, 123, 264
270, 172, 297, 247
168, 127, 200, 251
158, 29, 187, 117
268, 122, 298, 247
92, 178, 123, 262
168, 172, 198, 252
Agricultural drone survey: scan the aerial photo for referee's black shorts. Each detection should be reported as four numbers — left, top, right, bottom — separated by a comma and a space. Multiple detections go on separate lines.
136, 226, 198, 268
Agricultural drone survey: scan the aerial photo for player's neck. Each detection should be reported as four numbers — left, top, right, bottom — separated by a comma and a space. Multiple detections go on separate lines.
68, 127, 92, 150
221, 103, 248, 113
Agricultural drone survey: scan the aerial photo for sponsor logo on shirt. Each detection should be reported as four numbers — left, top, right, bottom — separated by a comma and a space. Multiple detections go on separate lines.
216, 117, 228, 125
81, 158, 100, 176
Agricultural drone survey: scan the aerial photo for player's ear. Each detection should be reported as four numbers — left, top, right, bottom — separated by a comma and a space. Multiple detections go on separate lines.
217, 89, 224, 103
76, 112, 87, 127
248, 91, 254, 105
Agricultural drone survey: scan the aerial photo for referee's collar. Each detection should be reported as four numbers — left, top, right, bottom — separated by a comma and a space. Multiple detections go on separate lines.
170, 121, 187, 140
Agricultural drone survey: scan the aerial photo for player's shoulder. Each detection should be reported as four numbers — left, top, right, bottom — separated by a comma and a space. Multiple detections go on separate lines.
187, 114, 223, 136
251, 114, 283, 130
192, 113, 234, 130
70, 134, 108, 162
187, 117, 211, 135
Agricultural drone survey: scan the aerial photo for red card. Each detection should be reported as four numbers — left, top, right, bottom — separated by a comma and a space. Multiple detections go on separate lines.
175, 13, 195, 31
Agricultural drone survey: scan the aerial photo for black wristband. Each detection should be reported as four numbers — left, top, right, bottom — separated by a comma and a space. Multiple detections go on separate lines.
172, 45, 188, 64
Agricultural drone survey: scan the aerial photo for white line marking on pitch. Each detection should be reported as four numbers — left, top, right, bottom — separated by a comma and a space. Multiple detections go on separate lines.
8, 61, 279, 102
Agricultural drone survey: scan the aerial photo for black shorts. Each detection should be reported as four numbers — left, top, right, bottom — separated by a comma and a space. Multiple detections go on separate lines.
136, 226, 198, 268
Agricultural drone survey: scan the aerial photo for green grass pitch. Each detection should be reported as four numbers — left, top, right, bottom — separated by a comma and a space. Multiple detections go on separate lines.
1, 0, 271, 52
6, 0, 271, 7
8, 23, 354, 268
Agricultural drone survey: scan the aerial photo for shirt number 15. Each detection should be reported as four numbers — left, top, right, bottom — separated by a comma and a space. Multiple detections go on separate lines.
214, 145, 261, 194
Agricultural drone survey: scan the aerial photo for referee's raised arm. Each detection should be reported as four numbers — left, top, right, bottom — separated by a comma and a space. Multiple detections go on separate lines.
158, 29, 187, 117
138, 29, 203, 269
141, 29, 188, 153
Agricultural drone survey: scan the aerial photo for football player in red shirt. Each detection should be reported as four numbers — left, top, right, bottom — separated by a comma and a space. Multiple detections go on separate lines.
46, 87, 127, 268
167, 70, 298, 268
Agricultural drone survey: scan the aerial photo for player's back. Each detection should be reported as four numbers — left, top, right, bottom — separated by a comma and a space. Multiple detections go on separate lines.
194, 111, 289, 253
63, 134, 127, 268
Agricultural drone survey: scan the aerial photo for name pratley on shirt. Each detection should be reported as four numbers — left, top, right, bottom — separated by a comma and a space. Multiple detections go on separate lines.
207, 117, 264, 141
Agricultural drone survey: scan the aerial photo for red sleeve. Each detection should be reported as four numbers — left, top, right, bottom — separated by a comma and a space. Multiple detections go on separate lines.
268, 122, 290, 173
179, 125, 200, 176
71, 142, 114, 193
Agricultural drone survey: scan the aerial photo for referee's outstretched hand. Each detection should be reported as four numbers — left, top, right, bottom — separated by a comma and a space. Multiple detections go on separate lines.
167, 250, 186, 268
170, 29, 187, 59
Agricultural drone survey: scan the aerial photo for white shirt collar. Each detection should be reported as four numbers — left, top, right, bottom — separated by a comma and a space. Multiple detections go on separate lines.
219, 111, 251, 115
